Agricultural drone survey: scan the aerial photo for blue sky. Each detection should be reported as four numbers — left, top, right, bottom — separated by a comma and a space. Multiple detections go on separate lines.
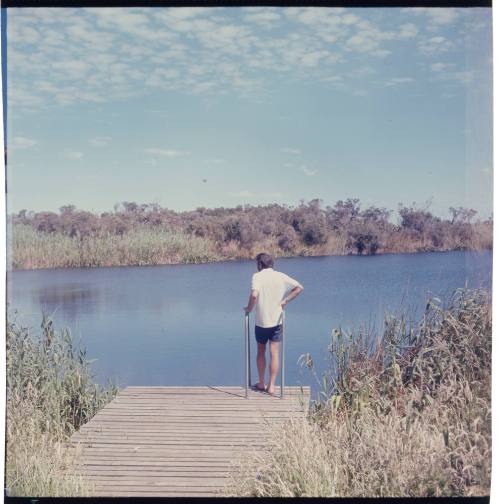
6, 6, 493, 220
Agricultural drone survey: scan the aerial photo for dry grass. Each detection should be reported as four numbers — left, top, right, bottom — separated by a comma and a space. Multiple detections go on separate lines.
10, 221, 492, 270
10, 224, 218, 269
228, 288, 491, 497
5, 312, 118, 496
6, 392, 92, 497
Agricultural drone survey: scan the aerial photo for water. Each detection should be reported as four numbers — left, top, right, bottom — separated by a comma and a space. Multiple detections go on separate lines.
7, 251, 492, 397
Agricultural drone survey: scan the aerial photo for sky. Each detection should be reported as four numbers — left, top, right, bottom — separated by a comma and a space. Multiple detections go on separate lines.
5, 6, 493, 220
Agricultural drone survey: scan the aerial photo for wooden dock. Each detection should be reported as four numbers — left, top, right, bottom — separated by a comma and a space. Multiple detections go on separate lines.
70, 386, 310, 497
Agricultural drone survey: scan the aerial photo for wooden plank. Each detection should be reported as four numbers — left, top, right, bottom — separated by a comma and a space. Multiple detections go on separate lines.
70, 386, 309, 497
76, 445, 261, 451
104, 404, 304, 409
76, 434, 271, 441
90, 412, 303, 419
75, 470, 235, 478
76, 432, 276, 438
77, 434, 261, 439
79, 426, 272, 432
79, 463, 237, 470
78, 418, 294, 425
93, 492, 218, 497
120, 387, 306, 391
74, 439, 266, 450
91, 479, 229, 487
73, 433, 271, 444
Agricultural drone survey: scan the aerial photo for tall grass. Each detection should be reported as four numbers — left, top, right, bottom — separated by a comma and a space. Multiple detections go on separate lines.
10, 224, 219, 269
10, 220, 492, 271
6, 311, 117, 496
229, 288, 491, 497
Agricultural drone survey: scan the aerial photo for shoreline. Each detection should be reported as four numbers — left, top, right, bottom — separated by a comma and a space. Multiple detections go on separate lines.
8, 247, 493, 273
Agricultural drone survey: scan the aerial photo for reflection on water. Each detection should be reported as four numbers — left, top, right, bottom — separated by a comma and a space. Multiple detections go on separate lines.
7, 251, 492, 395
33, 283, 95, 305
31, 283, 99, 322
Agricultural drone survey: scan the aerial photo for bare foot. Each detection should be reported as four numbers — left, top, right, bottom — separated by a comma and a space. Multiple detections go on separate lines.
252, 383, 266, 391
266, 385, 275, 395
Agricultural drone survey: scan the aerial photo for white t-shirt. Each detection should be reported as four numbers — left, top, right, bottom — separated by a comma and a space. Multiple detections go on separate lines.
251, 268, 302, 328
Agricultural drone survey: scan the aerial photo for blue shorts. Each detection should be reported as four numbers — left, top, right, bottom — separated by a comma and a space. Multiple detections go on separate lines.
255, 324, 283, 344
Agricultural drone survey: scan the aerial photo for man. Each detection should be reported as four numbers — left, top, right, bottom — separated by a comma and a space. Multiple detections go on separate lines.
243, 253, 303, 395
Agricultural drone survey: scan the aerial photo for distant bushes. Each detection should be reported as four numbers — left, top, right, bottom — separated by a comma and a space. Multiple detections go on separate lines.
230, 288, 491, 497
9, 199, 492, 270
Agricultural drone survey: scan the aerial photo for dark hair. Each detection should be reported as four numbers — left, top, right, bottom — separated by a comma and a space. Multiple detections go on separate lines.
256, 253, 274, 271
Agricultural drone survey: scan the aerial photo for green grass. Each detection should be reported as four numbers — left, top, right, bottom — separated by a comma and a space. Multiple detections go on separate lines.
6, 311, 118, 496
229, 288, 491, 497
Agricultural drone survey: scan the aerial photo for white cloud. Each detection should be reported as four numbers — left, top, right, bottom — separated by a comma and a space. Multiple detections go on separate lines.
301, 50, 330, 67
63, 149, 83, 160
166, 7, 205, 20
418, 36, 454, 55
8, 24, 40, 45
6, 7, 472, 111
429, 63, 473, 85
430, 62, 455, 73
301, 165, 317, 176
10, 136, 37, 150
89, 136, 112, 147
229, 190, 283, 199
322, 75, 344, 85
266, 191, 283, 199
385, 77, 415, 87
345, 24, 399, 56
244, 10, 281, 26
282, 147, 301, 155
454, 71, 474, 85
407, 7, 460, 27
398, 23, 419, 39
144, 148, 190, 158
230, 190, 254, 198
204, 158, 226, 165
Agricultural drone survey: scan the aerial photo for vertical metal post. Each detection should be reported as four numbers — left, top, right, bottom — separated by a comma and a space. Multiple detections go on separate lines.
244, 312, 249, 398
247, 313, 252, 388
281, 310, 285, 399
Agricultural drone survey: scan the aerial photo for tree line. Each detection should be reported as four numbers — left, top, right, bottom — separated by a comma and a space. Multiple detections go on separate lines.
10, 198, 492, 265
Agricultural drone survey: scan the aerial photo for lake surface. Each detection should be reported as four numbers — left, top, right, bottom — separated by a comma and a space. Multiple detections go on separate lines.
7, 251, 492, 397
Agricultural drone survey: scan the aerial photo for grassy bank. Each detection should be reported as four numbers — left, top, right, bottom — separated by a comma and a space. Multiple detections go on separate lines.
9, 220, 493, 270
229, 287, 491, 497
6, 312, 117, 496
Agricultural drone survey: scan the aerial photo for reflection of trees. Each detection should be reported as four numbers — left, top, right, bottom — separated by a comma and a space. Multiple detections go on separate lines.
32, 283, 99, 325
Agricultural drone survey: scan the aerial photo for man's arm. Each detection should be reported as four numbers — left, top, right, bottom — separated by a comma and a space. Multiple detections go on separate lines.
280, 285, 304, 308
244, 289, 259, 313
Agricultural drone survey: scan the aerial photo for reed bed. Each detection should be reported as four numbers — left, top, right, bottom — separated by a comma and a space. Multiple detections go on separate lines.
6, 311, 117, 496
10, 224, 218, 269
229, 288, 491, 497
10, 219, 492, 270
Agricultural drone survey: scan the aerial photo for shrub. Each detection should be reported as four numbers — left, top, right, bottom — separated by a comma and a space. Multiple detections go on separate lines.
229, 288, 491, 497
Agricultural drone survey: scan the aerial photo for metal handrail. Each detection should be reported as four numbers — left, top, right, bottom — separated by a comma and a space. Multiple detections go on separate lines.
245, 309, 285, 400
280, 309, 285, 399
244, 312, 250, 398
